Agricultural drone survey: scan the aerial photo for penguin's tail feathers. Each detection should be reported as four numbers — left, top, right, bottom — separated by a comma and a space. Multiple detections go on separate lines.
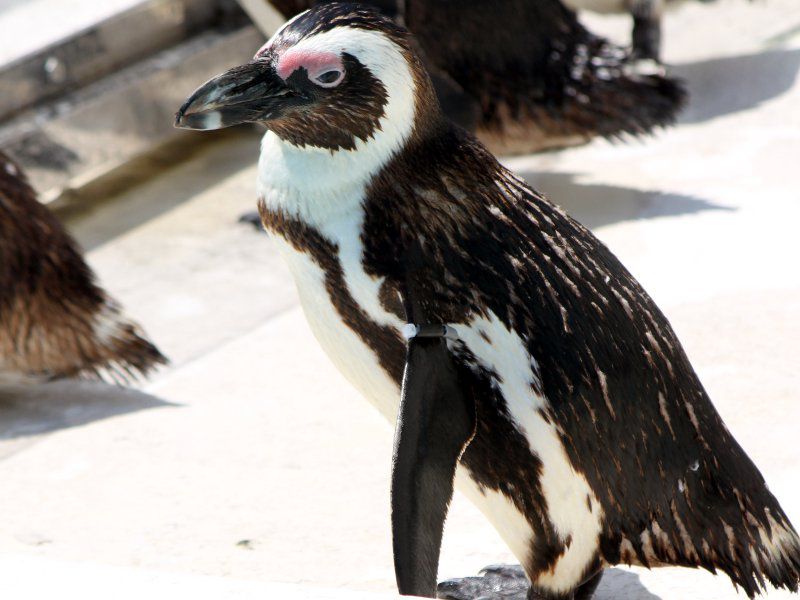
472, 39, 688, 155
560, 49, 688, 142
715, 509, 800, 597
749, 515, 800, 596
4, 296, 168, 385
67, 298, 169, 384
632, 495, 800, 597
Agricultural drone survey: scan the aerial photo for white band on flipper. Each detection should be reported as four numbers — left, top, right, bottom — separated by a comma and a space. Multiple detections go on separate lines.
402, 323, 459, 341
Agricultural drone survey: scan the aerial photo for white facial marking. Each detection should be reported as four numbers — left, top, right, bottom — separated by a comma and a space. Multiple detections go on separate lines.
257, 26, 415, 227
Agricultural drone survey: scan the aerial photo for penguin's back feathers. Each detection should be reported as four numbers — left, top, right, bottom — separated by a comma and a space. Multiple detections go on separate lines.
362, 124, 799, 596
403, 0, 686, 153
0, 152, 167, 383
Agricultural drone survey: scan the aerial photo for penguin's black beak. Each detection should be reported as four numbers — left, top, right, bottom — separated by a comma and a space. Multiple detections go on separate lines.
175, 60, 301, 130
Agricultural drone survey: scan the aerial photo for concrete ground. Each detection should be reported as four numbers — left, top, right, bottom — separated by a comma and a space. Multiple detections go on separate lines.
1, 0, 799, 598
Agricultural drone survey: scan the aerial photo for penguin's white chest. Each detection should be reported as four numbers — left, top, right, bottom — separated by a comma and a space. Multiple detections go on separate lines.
270, 220, 403, 423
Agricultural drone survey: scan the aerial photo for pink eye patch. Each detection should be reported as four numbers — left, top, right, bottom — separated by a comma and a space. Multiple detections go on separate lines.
276, 49, 344, 85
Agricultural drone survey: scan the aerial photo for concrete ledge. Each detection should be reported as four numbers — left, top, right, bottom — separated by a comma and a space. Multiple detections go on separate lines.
0, 25, 264, 205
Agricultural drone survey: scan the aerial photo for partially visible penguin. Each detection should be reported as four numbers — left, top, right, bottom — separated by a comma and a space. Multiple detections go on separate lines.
177, 4, 799, 599
266, 0, 687, 154
561, 0, 718, 61
0, 152, 167, 383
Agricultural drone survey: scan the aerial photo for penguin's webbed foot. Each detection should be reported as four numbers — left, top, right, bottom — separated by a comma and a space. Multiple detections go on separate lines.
437, 564, 529, 599
437, 565, 603, 600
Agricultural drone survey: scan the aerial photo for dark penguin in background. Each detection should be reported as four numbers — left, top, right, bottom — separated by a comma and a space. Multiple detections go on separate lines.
267, 0, 687, 154
176, 4, 800, 599
0, 152, 166, 383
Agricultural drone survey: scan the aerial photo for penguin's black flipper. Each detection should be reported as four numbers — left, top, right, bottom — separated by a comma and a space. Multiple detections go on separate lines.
391, 332, 476, 597
391, 240, 476, 598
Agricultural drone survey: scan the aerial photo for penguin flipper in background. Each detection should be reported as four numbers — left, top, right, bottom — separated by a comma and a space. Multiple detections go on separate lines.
391, 331, 475, 598
0, 152, 167, 383
404, 0, 686, 155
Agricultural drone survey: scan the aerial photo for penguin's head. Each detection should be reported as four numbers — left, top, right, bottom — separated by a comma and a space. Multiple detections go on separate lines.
175, 3, 436, 153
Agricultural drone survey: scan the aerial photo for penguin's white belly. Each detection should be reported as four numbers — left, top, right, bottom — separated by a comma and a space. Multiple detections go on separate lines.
270, 234, 603, 592
272, 236, 401, 422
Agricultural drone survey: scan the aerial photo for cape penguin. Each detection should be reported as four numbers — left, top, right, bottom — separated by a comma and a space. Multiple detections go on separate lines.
176, 4, 800, 599
0, 151, 167, 383
266, 0, 687, 154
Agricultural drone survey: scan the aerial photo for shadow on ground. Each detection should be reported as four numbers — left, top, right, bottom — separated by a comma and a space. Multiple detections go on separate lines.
593, 568, 661, 599
0, 379, 173, 459
63, 128, 262, 252
673, 48, 800, 124
517, 171, 733, 230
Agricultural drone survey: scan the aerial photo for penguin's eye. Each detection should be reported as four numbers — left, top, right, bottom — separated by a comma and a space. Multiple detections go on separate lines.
313, 69, 344, 88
